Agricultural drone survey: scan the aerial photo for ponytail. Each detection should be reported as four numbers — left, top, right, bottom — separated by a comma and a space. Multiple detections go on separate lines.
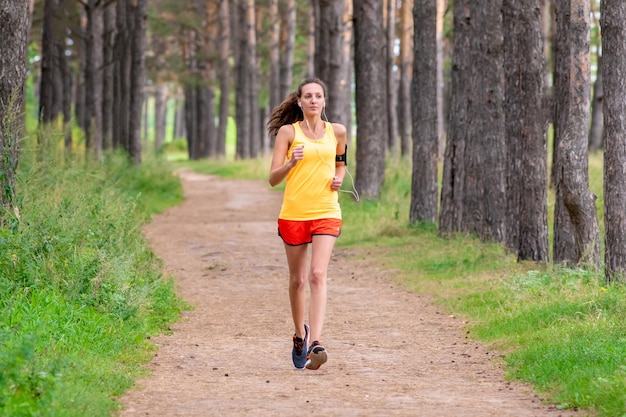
267, 93, 302, 137
266, 77, 329, 137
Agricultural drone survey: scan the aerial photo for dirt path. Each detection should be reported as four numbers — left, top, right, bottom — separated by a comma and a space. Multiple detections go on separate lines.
118, 170, 582, 417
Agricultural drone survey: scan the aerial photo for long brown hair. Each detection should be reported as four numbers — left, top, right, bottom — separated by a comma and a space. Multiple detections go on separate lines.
266, 77, 328, 137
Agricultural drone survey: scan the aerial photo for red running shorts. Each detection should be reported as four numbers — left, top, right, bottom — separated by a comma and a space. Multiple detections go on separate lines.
277, 218, 342, 246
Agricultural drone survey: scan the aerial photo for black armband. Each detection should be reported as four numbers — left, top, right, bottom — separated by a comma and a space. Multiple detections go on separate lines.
336, 145, 347, 166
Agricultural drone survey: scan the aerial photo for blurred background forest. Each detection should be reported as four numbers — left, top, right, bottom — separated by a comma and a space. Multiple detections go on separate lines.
2, 0, 626, 279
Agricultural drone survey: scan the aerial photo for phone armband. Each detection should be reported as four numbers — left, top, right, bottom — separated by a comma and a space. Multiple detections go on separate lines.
336, 145, 348, 166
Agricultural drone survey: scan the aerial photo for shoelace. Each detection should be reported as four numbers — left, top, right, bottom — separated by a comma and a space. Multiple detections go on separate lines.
293, 336, 305, 355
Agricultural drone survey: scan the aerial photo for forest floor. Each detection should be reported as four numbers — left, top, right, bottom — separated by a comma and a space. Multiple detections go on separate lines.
117, 170, 586, 417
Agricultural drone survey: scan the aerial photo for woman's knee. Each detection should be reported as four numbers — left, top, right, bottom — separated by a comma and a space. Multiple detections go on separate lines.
309, 268, 327, 287
289, 274, 307, 290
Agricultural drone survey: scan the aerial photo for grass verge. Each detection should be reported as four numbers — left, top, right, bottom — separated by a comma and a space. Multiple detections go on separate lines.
0, 144, 187, 416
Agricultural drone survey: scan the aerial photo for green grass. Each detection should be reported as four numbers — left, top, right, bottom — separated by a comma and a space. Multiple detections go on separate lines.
173, 151, 624, 417
0, 134, 187, 416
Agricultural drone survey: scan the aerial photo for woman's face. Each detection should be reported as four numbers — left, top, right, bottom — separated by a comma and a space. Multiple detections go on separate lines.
299, 83, 325, 115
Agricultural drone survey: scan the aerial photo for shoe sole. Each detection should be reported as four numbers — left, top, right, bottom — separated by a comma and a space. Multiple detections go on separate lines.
305, 346, 327, 370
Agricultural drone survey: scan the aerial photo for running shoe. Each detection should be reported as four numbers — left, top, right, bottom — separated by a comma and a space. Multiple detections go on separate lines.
305, 340, 328, 370
292, 324, 310, 369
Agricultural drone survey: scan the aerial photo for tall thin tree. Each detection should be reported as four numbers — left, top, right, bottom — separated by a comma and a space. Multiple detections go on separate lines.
552, 0, 600, 266
601, 0, 626, 282
0, 0, 31, 211
398, 0, 413, 157
279, 0, 296, 101
503, 0, 549, 261
410, 0, 438, 224
128, 0, 147, 164
385, 0, 398, 154
439, 0, 470, 235
217, 0, 231, 157
315, 0, 350, 136
354, 0, 387, 200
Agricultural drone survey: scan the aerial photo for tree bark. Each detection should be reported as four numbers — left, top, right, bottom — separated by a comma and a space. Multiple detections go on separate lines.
279, 0, 296, 101
84, 0, 104, 158
102, 2, 115, 151
39, 0, 63, 124
465, 0, 506, 242
0, 0, 31, 209
435, 0, 446, 153
410, 0, 438, 224
588, 54, 604, 151
269, 0, 281, 113
386, 0, 398, 154
235, 0, 246, 159
128, 0, 147, 164
247, 0, 260, 157
154, 84, 168, 151
439, 0, 470, 235
440, 0, 506, 242
552, 0, 600, 267
216, 0, 230, 157
601, 0, 626, 282
307, 1, 316, 78
315, 0, 351, 135
503, 0, 549, 262
354, 0, 387, 200
398, 0, 413, 157
114, 0, 130, 151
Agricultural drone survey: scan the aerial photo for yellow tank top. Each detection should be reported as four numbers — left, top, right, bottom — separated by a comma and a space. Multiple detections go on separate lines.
279, 121, 342, 221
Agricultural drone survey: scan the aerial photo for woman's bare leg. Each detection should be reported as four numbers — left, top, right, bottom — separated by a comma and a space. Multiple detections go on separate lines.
308, 235, 337, 343
284, 243, 309, 338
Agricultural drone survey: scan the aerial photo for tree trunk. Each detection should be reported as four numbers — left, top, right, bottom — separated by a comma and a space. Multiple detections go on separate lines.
114, 0, 131, 151
307, 1, 315, 78
588, 54, 604, 151
235, 0, 250, 159
439, 0, 506, 242
553, 0, 600, 267
0, 0, 30, 210
84, 0, 104, 158
601, 0, 626, 282
410, 0, 438, 224
128, 0, 147, 164
217, 0, 230, 157
439, 0, 470, 235
61, 35, 73, 151
467, 1, 506, 242
503, 0, 549, 262
102, 3, 115, 151
174, 96, 186, 139
279, 0, 296, 101
247, 0, 260, 158
341, 1, 353, 146
39, 0, 63, 124
154, 84, 168, 151
194, 0, 210, 159
315, 0, 350, 133
269, 0, 281, 113
185, 83, 198, 159
435, 0, 446, 153
354, 0, 387, 200
398, 0, 413, 157
386, 0, 398, 154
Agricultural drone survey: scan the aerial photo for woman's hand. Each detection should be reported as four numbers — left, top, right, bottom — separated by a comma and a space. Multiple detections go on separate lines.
330, 176, 343, 191
290, 145, 304, 167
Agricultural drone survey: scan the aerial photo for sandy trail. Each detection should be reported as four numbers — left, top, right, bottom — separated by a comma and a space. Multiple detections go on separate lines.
118, 170, 581, 417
